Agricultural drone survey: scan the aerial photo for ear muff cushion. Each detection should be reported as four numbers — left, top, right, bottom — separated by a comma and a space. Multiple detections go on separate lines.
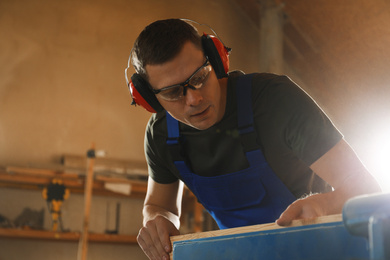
201, 34, 230, 79
130, 73, 164, 113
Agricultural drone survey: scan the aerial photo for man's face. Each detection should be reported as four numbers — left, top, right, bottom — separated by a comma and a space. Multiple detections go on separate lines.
146, 41, 227, 130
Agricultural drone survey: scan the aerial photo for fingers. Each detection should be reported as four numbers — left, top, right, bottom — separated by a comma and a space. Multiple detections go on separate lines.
138, 227, 167, 260
276, 195, 325, 226
276, 201, 303, 226
137, 216, 180, 260
159, 222, 180, 254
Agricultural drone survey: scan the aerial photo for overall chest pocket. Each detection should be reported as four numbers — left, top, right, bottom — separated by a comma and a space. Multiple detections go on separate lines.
193, 164, 267, 211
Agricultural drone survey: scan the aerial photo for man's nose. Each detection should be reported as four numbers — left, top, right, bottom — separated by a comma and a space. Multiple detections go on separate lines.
185, 87, 203, 106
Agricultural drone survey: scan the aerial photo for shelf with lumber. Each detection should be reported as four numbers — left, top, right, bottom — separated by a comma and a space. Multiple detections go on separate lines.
0, 227, 137, 244
0, 162, 208, 246
0, 166, 148, 199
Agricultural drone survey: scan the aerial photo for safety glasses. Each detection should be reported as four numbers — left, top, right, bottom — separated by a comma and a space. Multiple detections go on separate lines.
151, 57, 212, 101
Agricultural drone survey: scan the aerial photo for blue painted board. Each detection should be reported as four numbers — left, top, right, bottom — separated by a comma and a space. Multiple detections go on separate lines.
172, 222, 369, 260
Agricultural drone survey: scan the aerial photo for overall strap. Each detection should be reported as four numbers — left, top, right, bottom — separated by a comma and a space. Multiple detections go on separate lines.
236, 74, 260, 152
166, 112, 179, 142
166, 112, 193, 175
166, 112, 183, 162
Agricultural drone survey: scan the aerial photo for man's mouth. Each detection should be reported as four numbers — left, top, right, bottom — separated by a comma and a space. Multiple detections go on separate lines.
190, 106, 210, 117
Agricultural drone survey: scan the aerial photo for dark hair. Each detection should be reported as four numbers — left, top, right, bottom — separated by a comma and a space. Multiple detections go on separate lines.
131, 19, 202, 78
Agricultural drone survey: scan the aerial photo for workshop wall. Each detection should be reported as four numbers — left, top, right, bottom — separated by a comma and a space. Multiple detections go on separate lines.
0, 0, 261, 259
0, 0, 260, 168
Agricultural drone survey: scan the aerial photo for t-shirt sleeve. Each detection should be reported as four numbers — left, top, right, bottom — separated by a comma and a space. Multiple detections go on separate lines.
144, 114, 179, 184
253, 74, 343, 166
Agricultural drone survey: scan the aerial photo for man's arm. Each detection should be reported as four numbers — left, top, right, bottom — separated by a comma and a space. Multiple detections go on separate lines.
277, 138, 382, 225
137, 177, 184, 260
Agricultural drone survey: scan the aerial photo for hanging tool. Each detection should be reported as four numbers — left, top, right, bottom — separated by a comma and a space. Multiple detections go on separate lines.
42, 178, 70, 231
105, 202, 121, 234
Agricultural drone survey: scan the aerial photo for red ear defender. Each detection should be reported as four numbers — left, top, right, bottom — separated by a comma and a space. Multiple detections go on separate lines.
207, 34, 230, 74
128, 80, 156, 113
128, 73, 164, 113
201, 33, 231, 79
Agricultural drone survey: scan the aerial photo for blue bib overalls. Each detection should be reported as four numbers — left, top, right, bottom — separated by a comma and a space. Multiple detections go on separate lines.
166, 74, 296, 229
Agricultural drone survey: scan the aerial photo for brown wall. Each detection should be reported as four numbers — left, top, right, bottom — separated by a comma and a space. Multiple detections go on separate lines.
0, 0, 260, 168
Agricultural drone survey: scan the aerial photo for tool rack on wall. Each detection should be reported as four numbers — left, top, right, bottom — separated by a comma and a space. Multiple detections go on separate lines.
0, 164, 207, 245
0, 165, 146, 244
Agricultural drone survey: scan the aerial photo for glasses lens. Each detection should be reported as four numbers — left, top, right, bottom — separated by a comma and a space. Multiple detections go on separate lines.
159, 85, 184, 101
189, 64, 212, 89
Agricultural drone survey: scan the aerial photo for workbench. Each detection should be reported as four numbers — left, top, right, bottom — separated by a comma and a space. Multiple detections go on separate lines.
170, 193, 390, 260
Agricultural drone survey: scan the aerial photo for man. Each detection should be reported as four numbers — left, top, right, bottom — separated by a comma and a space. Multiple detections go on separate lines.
125, 19, 381, 260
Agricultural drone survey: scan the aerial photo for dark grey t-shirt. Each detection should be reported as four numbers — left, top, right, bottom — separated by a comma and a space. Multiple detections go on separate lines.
144, 72, 342, 198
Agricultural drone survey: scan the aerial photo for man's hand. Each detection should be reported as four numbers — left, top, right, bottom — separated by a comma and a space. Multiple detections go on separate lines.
137, 215, 180, 260
277, 139, 381, 226
276, 193, 326, 226
138, 179, 183, 259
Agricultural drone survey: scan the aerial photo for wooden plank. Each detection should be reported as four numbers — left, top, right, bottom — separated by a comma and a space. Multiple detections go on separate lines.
171, 214, 342, 243
0, 228, 81, 241
0, 172, 83, 187
0, 228, 137, 244
62, 154, 148, 176
77, 147, 96, 260
0, 169, 147, 197
0, 175, 146, 198
6, 166, 80, 179
95, 175, 147, 186
88, 233, 137, 244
